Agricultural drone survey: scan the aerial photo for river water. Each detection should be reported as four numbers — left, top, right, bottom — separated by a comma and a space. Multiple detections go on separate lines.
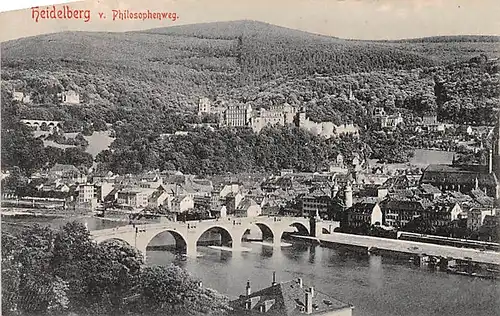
3, 216, 499, 316
147, 243, 499, 316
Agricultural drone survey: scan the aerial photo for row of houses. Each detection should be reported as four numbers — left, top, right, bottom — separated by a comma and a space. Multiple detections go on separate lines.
256, 166, 497, 233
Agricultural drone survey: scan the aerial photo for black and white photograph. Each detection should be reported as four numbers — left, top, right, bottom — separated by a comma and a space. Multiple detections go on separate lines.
0, 0, 499, 315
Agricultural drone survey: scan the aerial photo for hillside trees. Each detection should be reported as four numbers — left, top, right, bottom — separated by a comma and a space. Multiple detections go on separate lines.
99, 126, 367, 175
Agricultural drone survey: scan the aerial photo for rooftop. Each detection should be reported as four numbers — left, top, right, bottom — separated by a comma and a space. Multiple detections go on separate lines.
421, 164, 498, 186
348, 202, 378, 215
230, 279, 352, 316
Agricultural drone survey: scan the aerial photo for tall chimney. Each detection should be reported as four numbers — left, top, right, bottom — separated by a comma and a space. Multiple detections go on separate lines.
246, 280, 251, 296
272, 271, 277, 286
305, 289, 313, 314
309, 286, 314, 298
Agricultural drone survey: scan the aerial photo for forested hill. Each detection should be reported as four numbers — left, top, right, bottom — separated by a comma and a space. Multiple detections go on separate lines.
2, 20, 438, 77
2, 21, 499, 175
1, 20, 498, 128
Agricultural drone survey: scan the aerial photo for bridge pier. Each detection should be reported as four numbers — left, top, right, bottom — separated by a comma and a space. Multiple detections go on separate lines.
232, 237, 243, 250
186, 238, 198, 257
272, 229, 285, 248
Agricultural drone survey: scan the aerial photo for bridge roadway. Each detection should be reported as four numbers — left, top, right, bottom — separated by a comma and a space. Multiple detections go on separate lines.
91, 216, 339, 259
296, 233, 500, 265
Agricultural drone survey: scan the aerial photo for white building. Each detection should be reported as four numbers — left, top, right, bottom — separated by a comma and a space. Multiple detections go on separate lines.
58, 90, 80, 105
78, 183, 97, 210
171, 195, 194, 213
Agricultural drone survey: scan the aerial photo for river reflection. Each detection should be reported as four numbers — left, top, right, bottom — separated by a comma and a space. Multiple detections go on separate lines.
147, 242, 500, 316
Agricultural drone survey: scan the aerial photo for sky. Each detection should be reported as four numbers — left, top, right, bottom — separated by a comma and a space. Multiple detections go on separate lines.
0, 0, 499, 42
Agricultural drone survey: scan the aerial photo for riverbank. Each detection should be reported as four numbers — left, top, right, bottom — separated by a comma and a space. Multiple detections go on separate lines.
292, 233, 500, 265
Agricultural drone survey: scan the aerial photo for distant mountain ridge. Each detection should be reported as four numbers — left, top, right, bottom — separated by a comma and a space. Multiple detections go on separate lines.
3, 20, 498, 44
386, 35, 500, 43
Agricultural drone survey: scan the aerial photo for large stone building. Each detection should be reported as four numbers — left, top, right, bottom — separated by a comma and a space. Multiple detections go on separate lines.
420, 164, 498, 198
77, 183, 97, 210
216, 101, 359, 138
296, 106, 359, 139
250, 104, 297, 133
373, 107, 403, 129
380, 199, 433, 228
346, 202, 383, 228
198, 97, 211, 115
219, 104, 253, 127
420, 112, 500, 201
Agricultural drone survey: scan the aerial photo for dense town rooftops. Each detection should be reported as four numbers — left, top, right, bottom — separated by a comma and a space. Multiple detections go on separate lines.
348, 202, 378, 215
381, 198, 433, 211
237, 197, 259, 210
420, 183, 443, 195
421, 164, 497, 186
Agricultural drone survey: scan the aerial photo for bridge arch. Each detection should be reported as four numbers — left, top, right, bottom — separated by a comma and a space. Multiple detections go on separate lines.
289, 221, 310, 236
241, 222, 277, 243
194, 224, 237, 250
144, 229, 189, 254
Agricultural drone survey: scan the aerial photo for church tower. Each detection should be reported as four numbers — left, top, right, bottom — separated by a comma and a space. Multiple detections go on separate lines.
348, 86, 355, 101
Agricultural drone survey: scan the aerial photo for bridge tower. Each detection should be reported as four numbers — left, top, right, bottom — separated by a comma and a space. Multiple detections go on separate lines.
309, 209, 323, 237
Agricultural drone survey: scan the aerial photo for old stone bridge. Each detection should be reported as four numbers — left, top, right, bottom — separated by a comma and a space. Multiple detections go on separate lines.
91, 216, 339, 259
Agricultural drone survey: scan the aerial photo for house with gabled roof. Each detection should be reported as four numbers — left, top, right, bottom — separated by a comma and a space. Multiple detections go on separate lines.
346, 202, 383, 228
420, 164, 499, 198
48, 163, 87, 183
230, 276, 353, 316
235, 197, 262, 217
170, 195, 194, 213
380, 198, 433, 229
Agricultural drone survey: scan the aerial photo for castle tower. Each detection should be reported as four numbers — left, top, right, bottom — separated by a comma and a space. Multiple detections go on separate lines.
297, 105, 307, 128
198, 97, 211, 115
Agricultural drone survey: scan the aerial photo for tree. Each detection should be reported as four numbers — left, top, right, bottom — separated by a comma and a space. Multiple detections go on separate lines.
1, 166, 28, 196
2, 222, 228, 316
134, 264, 230, 316
12, 225, 69, 315
1, 122, 47, 175
60, 147, 93, 168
